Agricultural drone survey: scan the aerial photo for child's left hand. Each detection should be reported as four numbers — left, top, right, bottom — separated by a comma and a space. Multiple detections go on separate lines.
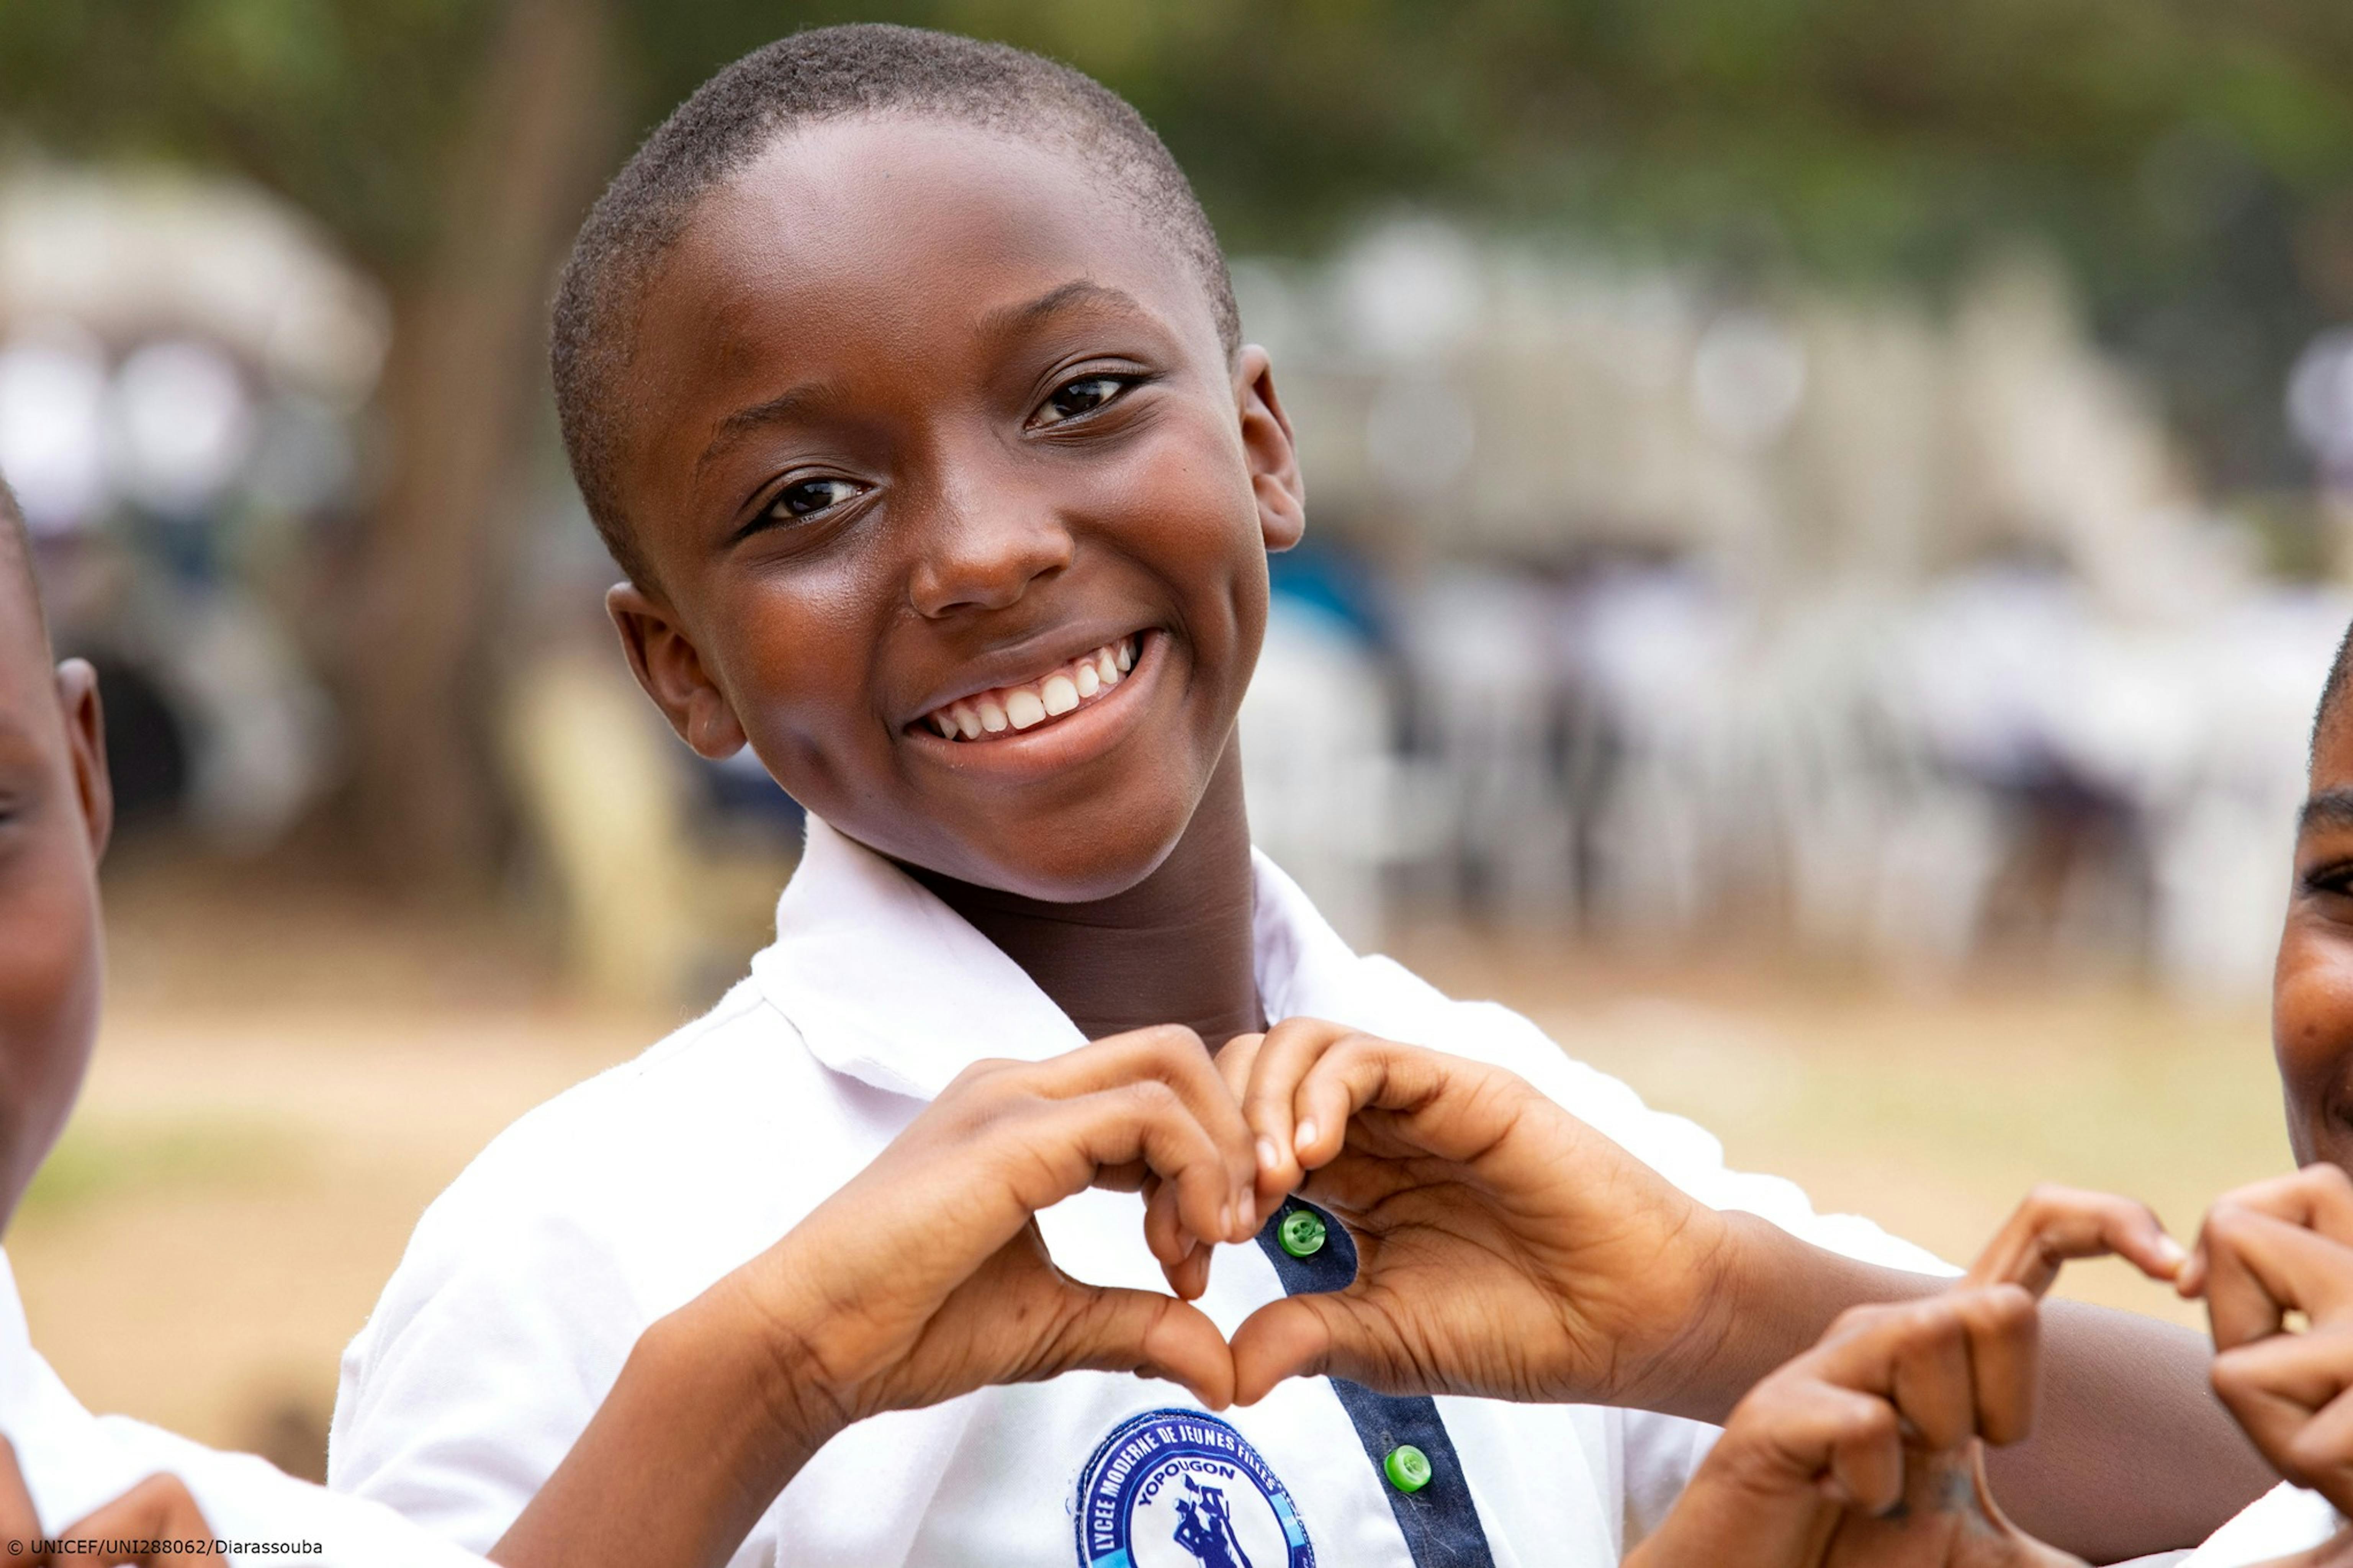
1199, 1019, 1752, 1409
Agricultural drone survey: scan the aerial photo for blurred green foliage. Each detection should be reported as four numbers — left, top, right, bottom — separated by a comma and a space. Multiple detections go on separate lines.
4, 0, 2350, 481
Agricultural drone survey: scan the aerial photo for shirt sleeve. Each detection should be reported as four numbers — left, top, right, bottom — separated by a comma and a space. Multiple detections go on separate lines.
327, 1183, 650, 1557
88, 1418, 496, 1568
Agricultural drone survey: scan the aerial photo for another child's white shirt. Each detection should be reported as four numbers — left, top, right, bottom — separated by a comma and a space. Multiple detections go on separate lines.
2178, 1481, 2344, 1566
329, 816, 1952, 1568
0, 1247, 483, 1566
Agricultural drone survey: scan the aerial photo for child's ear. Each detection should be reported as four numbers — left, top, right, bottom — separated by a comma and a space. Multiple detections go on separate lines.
606, 584, 750, 760
53, 659, 111, 861
1235, 347, 1306, 554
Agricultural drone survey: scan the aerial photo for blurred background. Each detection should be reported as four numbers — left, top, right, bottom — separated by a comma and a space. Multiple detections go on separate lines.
2, 0, 2349, 1480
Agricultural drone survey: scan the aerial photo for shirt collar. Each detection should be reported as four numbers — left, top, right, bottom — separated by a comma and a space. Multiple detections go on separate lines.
751, 815, 1370, 1101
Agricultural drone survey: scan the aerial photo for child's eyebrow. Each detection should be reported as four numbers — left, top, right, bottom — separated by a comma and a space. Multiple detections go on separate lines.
700, 383, 838, 476
975, 279, 1150, 339
2301, 788, 2353, 833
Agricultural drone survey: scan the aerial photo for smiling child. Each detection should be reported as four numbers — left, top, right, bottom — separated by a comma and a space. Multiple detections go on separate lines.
331, 25, 2269, 1567
0, 477, 1271, 1567
2147, 625, 2353, 1565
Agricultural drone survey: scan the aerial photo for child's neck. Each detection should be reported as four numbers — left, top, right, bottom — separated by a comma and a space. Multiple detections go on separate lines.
908, 746, 1264, 1050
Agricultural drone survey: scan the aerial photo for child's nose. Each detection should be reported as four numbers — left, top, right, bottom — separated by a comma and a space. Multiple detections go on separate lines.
906, 484, 1075, 618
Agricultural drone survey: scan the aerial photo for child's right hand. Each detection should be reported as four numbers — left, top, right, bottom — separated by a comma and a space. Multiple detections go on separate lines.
2179, 1163, 2353, 1522
497, 1025, 1263, 1568
1625, 1186, 2183, 1568
703, 1024, 1261, 1436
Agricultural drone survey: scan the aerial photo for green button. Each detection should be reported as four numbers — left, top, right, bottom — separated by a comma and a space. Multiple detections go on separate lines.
1277, 1208, 1327, 1258
1384, 1444, 1432, 1494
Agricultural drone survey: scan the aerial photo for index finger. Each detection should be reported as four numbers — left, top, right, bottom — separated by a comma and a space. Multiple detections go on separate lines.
1964, 1184, 2184, 1297
2180, 1164, 2353, 1297
2196, 1206, 2353, 1351
1232, 1018, 1357, 1210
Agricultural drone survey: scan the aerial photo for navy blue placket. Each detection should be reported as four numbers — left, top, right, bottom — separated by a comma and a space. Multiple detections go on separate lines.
1255, 1197, 1498, 1568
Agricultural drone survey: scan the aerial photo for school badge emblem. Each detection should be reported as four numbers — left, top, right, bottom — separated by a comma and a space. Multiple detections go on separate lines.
1074, 1407, 1315, 1568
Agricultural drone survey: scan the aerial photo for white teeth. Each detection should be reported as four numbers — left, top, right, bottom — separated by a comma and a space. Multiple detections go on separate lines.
923, 635, 1142, 740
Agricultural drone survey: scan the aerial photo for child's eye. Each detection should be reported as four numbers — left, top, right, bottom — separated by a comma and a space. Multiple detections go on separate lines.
766, 477, 863, 522
2304, 860, 2353, 900
1033, 374, 1134, 428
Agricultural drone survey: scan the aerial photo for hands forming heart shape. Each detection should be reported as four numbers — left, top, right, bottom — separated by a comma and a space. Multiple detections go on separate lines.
726, 1017, 1808, 1450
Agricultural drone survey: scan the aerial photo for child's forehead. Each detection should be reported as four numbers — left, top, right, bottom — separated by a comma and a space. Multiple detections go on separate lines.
2318, 713, 2353, 795
0, 625, 58, 760
650, 117, 1213, 371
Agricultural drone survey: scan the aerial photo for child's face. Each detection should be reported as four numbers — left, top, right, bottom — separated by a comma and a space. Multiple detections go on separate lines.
0, 610, 109, 1228
603, 117, 1303, 900
2276, 712, 2353, 1168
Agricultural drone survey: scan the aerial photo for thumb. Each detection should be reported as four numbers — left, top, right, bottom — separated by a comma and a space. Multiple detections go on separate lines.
1046, 1283, 1237, 1411
1229, 1293, 1384, 1406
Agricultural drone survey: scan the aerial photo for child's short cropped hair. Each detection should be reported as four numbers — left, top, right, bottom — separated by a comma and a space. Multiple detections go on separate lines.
551, 22, 1240, 587
0, 482, 46, 651
2319, 621, 2353, 756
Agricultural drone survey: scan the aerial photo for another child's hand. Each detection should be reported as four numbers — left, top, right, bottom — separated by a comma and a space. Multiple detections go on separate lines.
0, 1437, 214, 1566
713, 1025, 1261, 1444
2180, 1163, 2353, 1521
1626, 1185, 2179, 1568
1206, 1020, 1755, 1409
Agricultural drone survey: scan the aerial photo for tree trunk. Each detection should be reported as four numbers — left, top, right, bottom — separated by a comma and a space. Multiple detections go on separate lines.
347, 0, 614, 887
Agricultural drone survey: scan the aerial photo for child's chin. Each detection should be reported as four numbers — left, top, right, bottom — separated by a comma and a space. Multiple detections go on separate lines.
946, 808, 1196, 904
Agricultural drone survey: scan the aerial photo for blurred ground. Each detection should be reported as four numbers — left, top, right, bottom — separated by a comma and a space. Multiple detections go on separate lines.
11, 853, 2294, 1478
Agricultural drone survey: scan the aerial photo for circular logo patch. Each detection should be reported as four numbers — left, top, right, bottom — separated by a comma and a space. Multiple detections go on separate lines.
1074, 1408, 1315, 1568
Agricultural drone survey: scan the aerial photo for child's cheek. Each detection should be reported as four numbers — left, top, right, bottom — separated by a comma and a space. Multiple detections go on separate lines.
2273, 925, 2353, 1159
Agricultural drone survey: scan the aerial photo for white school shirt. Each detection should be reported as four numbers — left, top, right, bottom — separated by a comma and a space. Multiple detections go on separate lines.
2176, 1481, 2345, 1566
329, 816, 1952, 1568
0, 1247, 483, 1567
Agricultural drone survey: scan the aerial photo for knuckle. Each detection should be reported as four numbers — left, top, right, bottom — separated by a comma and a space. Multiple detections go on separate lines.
1841, 1396, 1898, 1446
1972, 1282, 2037, 1332
2209, 1352, 2259, 1405
1142, 1023, 1208, 1056
2308, 1163, 2353, 1198
1126, 1077, 1183, 1117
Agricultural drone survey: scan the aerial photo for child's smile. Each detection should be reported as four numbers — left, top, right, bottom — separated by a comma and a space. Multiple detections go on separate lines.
2276, 700, 2353, 1168
600, 116, 1302, 901
916, 631, 1138, 743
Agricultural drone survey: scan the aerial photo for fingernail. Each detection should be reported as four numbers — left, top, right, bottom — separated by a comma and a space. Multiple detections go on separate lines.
1257, 1137, 1282, 1171
2157, 1236, 2189, 1269
1238, 1194, 1257, 1236
1294, 1119, 1319, 1153
1220, 1202, 1234, 1236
